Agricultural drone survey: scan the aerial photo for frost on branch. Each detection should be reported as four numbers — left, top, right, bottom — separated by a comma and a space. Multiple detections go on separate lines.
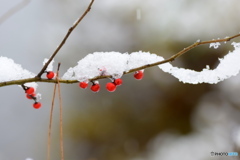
63, 43, 240, 84
62, 52, 127, 81
0, 56, 37, 88
62, 51, 163, 81
160, 43, 240, 84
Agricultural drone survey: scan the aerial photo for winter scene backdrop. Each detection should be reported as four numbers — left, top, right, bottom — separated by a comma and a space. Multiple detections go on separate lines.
1, 0, 240, 160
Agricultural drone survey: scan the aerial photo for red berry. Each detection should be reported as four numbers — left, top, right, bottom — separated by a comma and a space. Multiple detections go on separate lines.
46, 71, 55, 79
26, 93, 36, 99
79, 82, 88, 89
134, 70, 144, 80
106, 82, 116, 92
114, 78, 123, 86
91, 84, 100, 92
33, 102, 41, 109
25, 87, 35, 95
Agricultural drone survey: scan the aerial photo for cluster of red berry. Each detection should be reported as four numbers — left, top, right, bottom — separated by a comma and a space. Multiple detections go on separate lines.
79, 70, 144, 92
23, 71, 56, 109
23, 69, 143, 108
79, 78, 123, 92
24, 86, 41, 109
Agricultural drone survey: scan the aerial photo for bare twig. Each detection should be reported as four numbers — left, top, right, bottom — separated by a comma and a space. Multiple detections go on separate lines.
56, 63, 64, 160
36, 0, 95, 78
1, 33, 240, 88
47, 63, 62, 160
47, 73, 57, 160
0, 0, 31, 25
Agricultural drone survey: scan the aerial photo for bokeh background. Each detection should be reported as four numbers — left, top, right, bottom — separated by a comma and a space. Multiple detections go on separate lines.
1, 0, 240, 160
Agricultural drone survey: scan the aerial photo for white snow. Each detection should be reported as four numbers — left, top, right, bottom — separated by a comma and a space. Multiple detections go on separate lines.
0, 56, 36, 81
231, 42, 240, 49
63, 44, 240, 84
126, 51, 163, 70
209, 42, 221, 49
62, 51, 162, 81
43, 58, 54, 71
62, 52, 128, 81
0, 56, 37, 88
160, 44, 240, 84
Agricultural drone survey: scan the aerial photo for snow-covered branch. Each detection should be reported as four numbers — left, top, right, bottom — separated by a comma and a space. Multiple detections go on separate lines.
1, 0, 240, 92
1, 33, 240, 88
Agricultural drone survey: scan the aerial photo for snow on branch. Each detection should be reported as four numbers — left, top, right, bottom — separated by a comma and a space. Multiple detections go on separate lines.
160, 42, 240, 84
0, 56, 37, 88
62, 42, 240, 84
1, 33, 240, 88
62, 51, 163, 81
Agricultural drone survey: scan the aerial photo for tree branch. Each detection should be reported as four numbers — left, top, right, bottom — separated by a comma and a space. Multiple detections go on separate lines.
124, 34, 240, 74
36, 0, 95, 78
1, 33, 240, 87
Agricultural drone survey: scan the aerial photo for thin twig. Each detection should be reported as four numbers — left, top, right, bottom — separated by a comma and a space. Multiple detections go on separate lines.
0, 0, 31, 25
56, 63, 64, 160
47, 75, 58, 160
1, 33, 240, 87
36, 0, 95, 78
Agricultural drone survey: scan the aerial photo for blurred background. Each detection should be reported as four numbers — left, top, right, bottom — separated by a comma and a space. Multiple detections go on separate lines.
1, 0, 240, 160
